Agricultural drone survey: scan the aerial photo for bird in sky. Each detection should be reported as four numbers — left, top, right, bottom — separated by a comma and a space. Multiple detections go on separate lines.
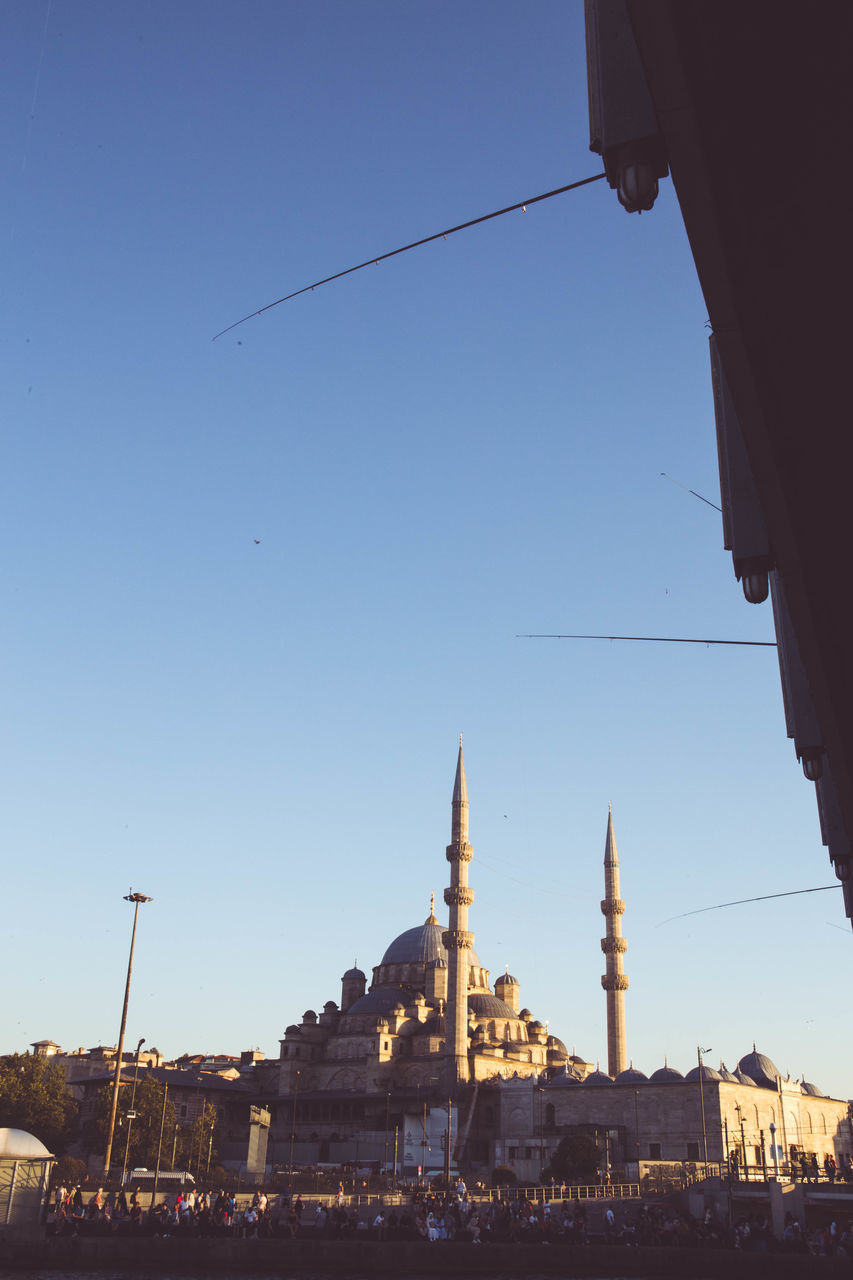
253, 540, 261, 545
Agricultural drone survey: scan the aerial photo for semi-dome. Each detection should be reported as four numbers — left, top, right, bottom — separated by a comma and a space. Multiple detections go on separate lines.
737, 1049, 782, 1089
686, 1064, 722, 1082
583, 1069, 614, 1085
380, 920, 480, 968
468, 993, 520, 1020
0, 1128, 52, 1159
343, 987, 411, 1017
650, 1064, 684, 1083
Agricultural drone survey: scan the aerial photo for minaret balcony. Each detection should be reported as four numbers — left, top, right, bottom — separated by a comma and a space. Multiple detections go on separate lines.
600, 936, 628, 954
446, 843, 473, 863
601, 973, 630, 991
600, 898, 625, 916
442, 929, 474, 951
444, 886, 474, 907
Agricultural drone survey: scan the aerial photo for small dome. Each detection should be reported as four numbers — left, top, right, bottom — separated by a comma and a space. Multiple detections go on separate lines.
650, 1064, 684, 1083
344, 987, 410, 1017
733, 1069, 757, 1087
800, 1080, 824, 1097
427, 957, 448, 969
685, 1064, 722, 1082
323, 1000, 338, 1012
547, 1036, 568, 1054
718, 1063, 739, 1083
546, 1068, 581, 1088
496, 973, 519, 986
737, 1049, 782, 1089
468, 993, 520, 1020
583, 1069, 614, 1085
519, 1008, 532, 1021
342, 967, 365, 981
284, 1024, 301, 1036
616, 1066, 649, 1084
528, 1020, 544, 1031
0, 1128, 52, 1159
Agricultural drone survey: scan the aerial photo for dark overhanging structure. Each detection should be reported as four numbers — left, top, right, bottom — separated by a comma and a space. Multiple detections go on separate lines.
585, 0, 853, 923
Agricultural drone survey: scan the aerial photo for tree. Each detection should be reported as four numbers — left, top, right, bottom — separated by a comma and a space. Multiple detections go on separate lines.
83, 1076, 176, 1170
544, 1134, 602, 1184
490, 1164, 517, 1186
0, 1054, 78, 1153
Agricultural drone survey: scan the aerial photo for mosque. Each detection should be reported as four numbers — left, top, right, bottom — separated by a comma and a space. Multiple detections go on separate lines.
262, 744, 852, 1182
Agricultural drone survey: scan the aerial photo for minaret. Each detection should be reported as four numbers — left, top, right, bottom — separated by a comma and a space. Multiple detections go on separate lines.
442, 738, 474, 1086
600, 805, 628, 1076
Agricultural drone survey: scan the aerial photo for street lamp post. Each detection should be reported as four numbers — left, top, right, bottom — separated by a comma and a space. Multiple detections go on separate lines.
735, 1104, 748, 1182
288, 1071, 300, 1176
120, 1037, 146, 1186
103, 892, 152, 1181
383, 1092, 390, 1180
696, 1046, 711, 1168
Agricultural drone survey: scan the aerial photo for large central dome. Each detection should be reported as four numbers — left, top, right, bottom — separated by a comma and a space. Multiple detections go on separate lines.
380, 918, 481, 968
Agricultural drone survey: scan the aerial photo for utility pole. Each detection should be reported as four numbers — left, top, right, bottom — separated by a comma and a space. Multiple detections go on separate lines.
120, 1037, 145, 1186
103, 892, 151, 1181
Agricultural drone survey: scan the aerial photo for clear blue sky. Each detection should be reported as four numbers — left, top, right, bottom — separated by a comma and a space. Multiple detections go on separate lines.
4, 0, 847, 1100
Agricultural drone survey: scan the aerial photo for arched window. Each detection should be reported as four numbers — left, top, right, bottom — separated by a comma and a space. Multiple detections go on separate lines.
807, 1112, 813, 1133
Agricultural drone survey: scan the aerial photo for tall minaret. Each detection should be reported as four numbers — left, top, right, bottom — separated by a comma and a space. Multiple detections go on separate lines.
600, 805, 628, 1077
442, 738, 474, 1087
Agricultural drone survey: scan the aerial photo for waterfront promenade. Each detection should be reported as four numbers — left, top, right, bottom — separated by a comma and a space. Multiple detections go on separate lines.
1, 1232, 852, 1279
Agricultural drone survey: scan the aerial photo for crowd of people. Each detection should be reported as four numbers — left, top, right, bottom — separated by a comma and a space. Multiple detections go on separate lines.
46, 1181, 853, 1256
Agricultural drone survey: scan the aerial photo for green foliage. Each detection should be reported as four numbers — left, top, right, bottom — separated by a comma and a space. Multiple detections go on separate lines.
544, 1134, 602, 1184
490, 1164, 518, 1186
83, 1076, 176, 1170
51, 1155, 88, 1189
0, 1054, 78, 1153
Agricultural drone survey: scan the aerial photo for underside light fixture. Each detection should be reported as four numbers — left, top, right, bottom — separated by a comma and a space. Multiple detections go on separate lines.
617, 162, 659, 213
801, 750, 824, 782
740, 562, 770, 605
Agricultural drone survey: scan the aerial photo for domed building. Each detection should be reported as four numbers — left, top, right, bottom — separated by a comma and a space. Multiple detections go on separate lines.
269, 744, 590, 1174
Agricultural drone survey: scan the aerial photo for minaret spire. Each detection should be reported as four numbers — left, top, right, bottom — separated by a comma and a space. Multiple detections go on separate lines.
600, 806, 629, 1076
443, 738, 474, 1087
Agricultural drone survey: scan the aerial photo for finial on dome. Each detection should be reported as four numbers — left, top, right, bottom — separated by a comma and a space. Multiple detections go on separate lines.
425, 892, 438, 925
